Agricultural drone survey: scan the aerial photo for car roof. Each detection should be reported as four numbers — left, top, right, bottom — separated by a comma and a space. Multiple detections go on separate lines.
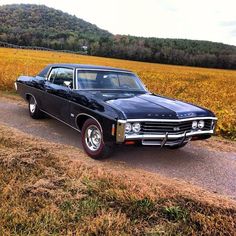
47, 63, 132, 73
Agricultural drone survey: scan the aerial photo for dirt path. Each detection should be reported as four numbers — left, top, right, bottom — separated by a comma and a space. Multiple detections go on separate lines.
0, 97, 236, 199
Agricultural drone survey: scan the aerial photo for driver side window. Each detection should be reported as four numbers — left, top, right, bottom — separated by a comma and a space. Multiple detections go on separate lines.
48, 67, 73, 88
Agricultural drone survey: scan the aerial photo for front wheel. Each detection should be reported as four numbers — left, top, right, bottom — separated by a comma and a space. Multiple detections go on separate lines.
81, 118, 113, 159
28, 96, 44, 119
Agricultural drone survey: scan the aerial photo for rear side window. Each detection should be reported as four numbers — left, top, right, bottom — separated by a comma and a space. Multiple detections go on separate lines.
48, 68, 74, 88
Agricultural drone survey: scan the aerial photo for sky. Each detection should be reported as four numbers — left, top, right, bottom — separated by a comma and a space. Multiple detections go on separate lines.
1, 0, 236, 46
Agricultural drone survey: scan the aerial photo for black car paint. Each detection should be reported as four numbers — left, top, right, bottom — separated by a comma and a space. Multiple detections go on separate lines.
16, 64, 216, 144
17, 75, 120, 143
106, 93, 215, 119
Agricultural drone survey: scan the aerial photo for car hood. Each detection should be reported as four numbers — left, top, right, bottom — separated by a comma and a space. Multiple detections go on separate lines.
105, 93, 213, 119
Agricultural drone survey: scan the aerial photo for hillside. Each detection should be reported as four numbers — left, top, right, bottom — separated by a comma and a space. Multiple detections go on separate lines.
1, 4, 236, 69
0, 4, 111, 51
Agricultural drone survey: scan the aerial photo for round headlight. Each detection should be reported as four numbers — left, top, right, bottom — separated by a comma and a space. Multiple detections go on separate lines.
125, 123, 132, 133
192, 121, 198, 129
198, 120, 204, 129
132, 122, 141, 133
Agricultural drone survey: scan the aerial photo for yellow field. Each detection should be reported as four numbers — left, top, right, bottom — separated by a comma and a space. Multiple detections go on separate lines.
0, 47, 235, 140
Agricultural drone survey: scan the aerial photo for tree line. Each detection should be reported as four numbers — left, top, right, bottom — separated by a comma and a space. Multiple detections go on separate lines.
1, 4, 236, 69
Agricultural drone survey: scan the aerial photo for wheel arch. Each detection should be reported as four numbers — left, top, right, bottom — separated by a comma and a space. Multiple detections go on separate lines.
76, 113, 103, 133
25, 93, 37, 103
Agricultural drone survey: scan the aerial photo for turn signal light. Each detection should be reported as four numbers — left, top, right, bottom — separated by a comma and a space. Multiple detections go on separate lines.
125, 141, 135, 145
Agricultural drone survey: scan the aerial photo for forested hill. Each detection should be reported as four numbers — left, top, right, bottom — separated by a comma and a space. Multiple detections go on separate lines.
1, 4, 236, 69
0, 4, 111, 48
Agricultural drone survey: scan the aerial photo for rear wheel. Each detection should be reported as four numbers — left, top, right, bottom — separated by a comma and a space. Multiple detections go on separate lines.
28, 96, 44, 119
81, 118, 113, 159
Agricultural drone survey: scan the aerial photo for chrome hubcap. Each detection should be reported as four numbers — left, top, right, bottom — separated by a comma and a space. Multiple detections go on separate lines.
85, 125, 102, 151
30, 98, 36, 113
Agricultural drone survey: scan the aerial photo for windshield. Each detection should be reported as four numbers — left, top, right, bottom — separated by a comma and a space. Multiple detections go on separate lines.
76, 70, 146, 91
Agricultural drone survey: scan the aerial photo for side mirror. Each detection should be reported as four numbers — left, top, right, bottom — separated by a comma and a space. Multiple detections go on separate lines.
63, 81, 72, 89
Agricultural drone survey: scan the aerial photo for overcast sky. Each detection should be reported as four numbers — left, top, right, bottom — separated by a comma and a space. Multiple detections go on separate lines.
1, 0, 236, 45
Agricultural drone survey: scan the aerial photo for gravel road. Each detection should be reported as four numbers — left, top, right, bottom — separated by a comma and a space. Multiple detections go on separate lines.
0, 97, 236, 199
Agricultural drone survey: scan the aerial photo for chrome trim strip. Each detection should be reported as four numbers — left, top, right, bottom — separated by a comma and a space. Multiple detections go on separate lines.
41, 109, 81, 132
117, 120, 126, 124
25, 91, 104, 136
70, 102, 116, 121
14, 82, 18, 91
116, 119, 126, 143
75, 68, 146, 91
180, 131, 187, 145
116, 117, 217, 143
126, 117, 217, 122
76, 68, 133, 73
47, 68, 54, 82
20, 83, 116, 121
125, 130, 214, 140
75, 113, 103, 134
76, 68, 133, 90
25, 93, 37, 104
141, 140, 189, 146
161, 132, 168, 147
46, 66, 75, 89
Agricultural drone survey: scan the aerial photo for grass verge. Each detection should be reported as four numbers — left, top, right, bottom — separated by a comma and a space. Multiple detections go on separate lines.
0, 124, 235, 235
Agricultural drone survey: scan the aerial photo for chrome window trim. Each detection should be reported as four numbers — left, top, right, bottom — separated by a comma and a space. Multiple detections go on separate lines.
46, 66, 76, 89
126, 117, 217, 123
41, 109, 81, 132
47, 67, 56, 82
76, 68, 133, 73
75, 68, 146, 91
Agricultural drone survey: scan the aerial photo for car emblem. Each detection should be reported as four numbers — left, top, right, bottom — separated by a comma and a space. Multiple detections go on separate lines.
173, 127, 180, 131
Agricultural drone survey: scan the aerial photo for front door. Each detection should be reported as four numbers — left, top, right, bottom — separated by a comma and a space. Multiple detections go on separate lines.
43, 67, 74, 123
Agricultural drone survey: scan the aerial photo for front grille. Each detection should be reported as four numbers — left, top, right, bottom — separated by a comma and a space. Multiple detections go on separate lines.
141, 119, 213, 134
142, 137, 191, 146
202, 120, 212, 130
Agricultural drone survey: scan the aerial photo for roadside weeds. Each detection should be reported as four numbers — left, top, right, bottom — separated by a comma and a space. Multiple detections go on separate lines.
0, 125, 236, 235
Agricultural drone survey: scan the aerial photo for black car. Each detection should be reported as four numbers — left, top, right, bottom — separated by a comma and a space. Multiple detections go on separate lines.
15, 64, 217, 159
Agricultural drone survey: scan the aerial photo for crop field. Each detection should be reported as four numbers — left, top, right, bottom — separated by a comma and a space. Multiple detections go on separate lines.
0, 47, 235, 140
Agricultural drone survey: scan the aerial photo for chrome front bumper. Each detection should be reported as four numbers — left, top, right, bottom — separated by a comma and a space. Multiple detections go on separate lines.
125, 130, 214, 140
125, 130, 214, 146
116, 117, 217, 146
